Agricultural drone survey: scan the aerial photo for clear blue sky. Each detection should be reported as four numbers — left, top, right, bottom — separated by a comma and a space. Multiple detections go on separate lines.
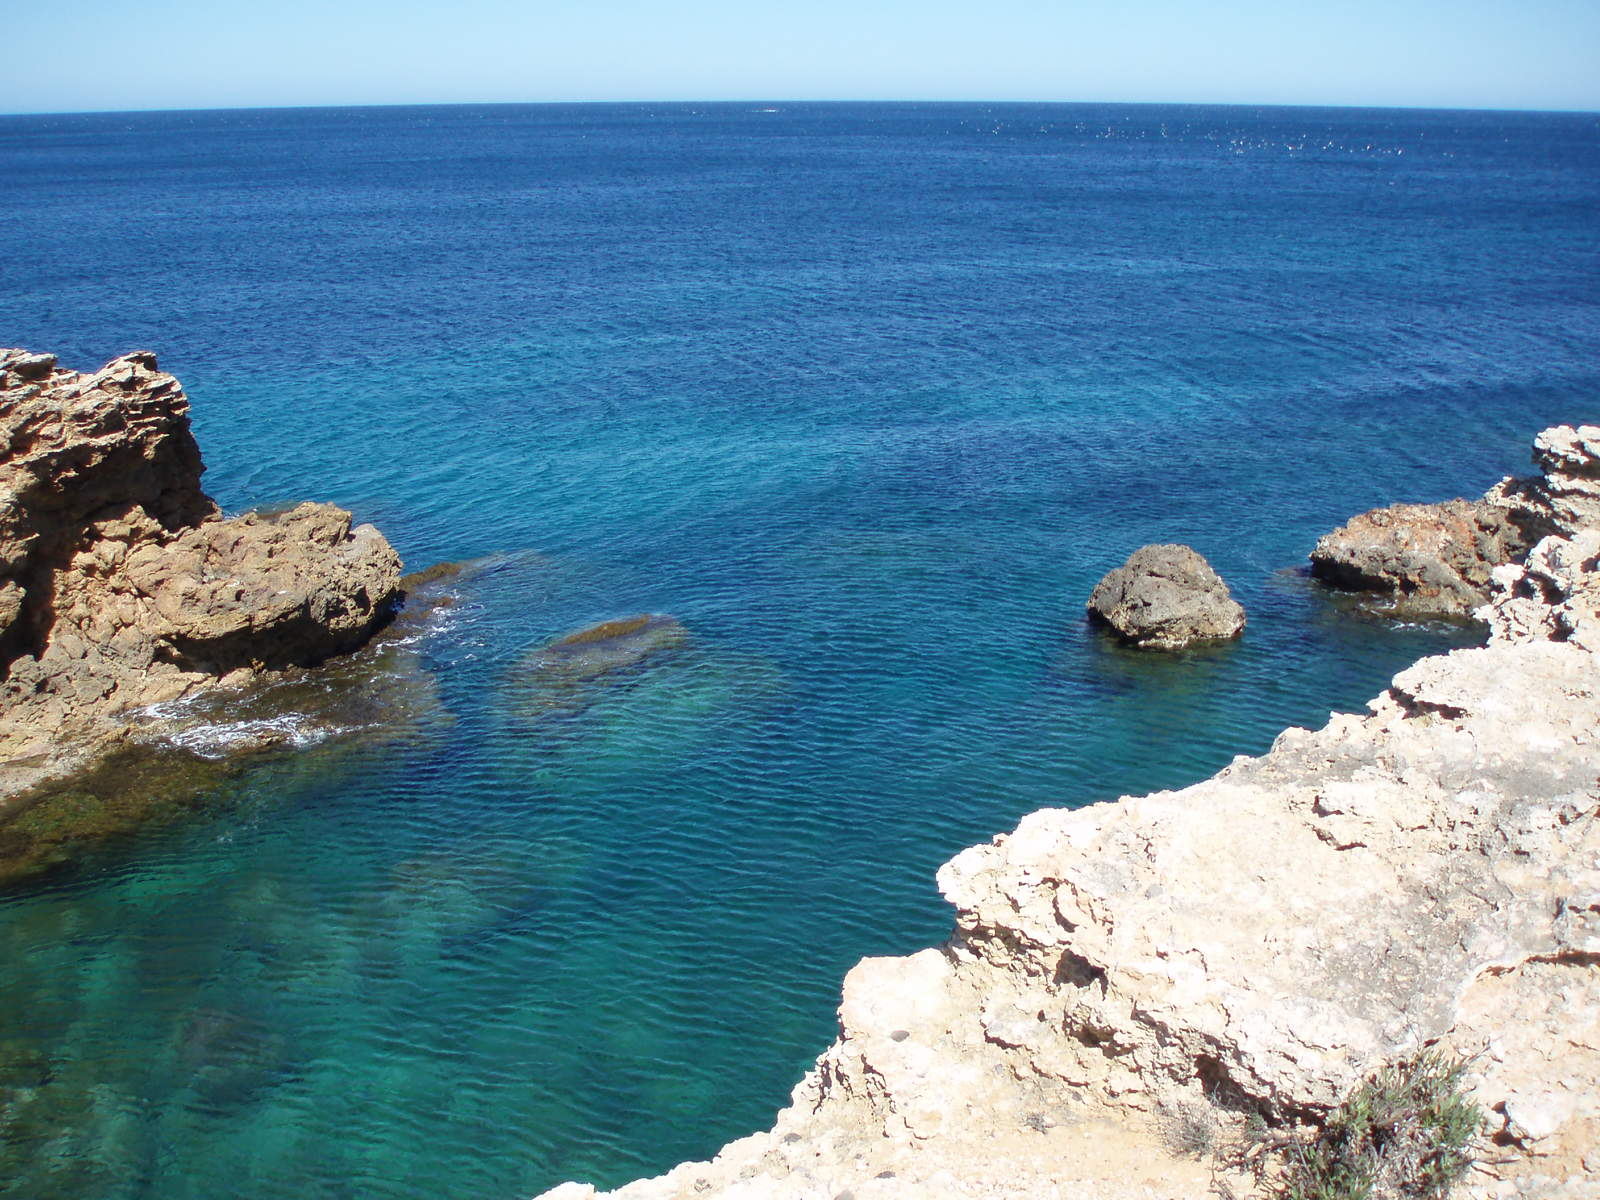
5, 0, 1598, 115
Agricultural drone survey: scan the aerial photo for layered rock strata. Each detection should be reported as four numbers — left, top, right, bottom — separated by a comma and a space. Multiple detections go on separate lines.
1310, 424, 1600, 616
0, 349, 403, 799
541, 529, 1600, 1200
1087, 543, 1245, 648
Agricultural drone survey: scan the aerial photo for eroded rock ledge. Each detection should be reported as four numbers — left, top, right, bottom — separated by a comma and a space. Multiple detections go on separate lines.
1310, 424, 1600, 616
541, 529, 1600, 1199
0, 349, 403, 800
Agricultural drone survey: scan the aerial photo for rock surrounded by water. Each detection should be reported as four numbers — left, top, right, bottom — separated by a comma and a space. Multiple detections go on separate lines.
539, 533, 1600, 1200
0, 349, 403, 798
1086, 543, 1245, 648
1310, 423, 1600, 616
536, 614, 689, 680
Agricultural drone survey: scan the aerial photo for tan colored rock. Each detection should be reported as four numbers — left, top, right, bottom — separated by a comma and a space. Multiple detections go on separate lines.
1308, 496, 1528, 614
1481, 529, 1600, 649
0, 349, 403, 802
122, 502, 402, 669
1443, 956, 1600, 1200
538, 528, 1600, 1200
1533, 423, 1600, 485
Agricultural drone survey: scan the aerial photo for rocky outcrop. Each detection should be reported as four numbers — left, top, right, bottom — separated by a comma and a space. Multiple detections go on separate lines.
1310, 424, 1600, 616
1087, 543, 1245, 648
0, 349, 403, 799
539, 529, 1600, 1200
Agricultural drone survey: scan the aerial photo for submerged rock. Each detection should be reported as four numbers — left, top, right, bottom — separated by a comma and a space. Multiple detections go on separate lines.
1310, 423, 1600, 617
539, 614, 689, 677
0, 557, 457, 887
0, 349, 404, 800
400, 559, 471, 592
1086, 543, 1245, 649
507, 614, 689, 719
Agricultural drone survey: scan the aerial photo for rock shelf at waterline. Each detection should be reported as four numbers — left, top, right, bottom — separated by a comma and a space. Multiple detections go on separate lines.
1310, 423, 1600, 618
0, 349, 405, 816
0, 568, 458, 887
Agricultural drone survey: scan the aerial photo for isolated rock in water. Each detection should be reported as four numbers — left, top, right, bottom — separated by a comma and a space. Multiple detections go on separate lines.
537, 614, 688, 678
1086, 543, 1245, 648
1310, 423, 1600, 617
0, 348, 403, 797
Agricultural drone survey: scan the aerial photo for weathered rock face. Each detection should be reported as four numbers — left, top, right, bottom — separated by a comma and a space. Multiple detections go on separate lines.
1309, 423, 1600, 616
539, 529, 1600, 1200
1086, 543, 1245, 649
0, 349, 403, 798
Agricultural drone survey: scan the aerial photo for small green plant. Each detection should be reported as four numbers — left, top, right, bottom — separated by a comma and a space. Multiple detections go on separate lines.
1279, 1049, 1481, 1200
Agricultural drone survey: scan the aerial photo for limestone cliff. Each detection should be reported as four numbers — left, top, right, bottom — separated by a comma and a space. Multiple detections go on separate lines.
0, 349, 403, 800
539, 533, 1600, 1197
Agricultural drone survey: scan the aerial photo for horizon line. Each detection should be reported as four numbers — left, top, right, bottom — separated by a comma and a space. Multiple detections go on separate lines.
4, 97, 1599, 121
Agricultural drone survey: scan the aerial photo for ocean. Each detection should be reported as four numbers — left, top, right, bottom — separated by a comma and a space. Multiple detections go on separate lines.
1, 101, 1597, 1199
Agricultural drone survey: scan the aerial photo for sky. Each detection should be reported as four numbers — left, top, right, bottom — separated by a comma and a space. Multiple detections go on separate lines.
3, 0, 1598, 115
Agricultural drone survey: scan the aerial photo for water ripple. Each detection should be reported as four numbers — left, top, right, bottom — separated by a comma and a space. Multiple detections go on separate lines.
1, 101, 1595, 1200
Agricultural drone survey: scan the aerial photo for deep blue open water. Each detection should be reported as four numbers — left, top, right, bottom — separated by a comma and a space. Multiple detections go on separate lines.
2, 102, 1598, 1199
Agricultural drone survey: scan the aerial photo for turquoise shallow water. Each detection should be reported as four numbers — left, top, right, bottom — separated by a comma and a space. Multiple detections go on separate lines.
1, 102, 1599, 1198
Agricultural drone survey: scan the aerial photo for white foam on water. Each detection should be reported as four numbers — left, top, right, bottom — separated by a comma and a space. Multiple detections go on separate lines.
135, 697, 350, 759
388, 607, 458, 648
166, 715, 345, 759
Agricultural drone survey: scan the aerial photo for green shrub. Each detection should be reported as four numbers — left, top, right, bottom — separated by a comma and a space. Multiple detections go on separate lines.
1280, 1050, 1481, 1200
